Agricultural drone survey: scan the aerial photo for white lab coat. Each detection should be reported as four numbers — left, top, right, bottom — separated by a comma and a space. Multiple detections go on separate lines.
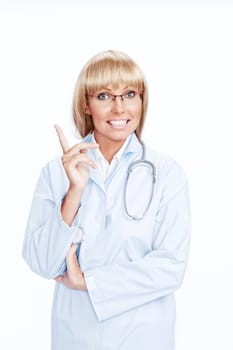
23, 132, 191, 350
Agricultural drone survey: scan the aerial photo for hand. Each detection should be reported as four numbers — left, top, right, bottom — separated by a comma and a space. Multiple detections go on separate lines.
54, 124, 99, 192
55, 244, 87, 291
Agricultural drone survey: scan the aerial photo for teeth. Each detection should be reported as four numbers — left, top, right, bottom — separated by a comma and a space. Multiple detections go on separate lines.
108, 120, 128, 126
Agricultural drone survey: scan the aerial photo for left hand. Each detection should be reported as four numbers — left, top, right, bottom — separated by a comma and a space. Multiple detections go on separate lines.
55, 244, 87, 291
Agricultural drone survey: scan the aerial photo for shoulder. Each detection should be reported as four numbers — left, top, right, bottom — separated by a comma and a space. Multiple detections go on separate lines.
40, 156, 64, 176
145, 147, 188, 194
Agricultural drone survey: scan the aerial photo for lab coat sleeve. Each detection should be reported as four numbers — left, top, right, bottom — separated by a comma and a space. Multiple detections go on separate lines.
84, 160, 191, 321
22, 159, 81, 279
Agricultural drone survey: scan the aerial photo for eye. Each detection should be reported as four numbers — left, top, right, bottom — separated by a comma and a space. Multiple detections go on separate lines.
124, 90, 136, 99
97, 92, 111, 100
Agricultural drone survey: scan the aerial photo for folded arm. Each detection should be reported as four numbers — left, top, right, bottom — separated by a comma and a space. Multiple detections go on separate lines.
83, 179, 191, 320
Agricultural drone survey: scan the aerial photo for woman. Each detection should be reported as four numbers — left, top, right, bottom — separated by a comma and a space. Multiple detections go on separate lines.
23, 50, 191, 350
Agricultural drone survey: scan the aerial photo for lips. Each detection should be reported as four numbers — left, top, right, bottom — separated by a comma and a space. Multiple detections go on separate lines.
107, 119, 129, 128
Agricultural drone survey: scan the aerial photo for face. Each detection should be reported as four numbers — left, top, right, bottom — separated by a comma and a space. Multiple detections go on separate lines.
85, 85, 142, 147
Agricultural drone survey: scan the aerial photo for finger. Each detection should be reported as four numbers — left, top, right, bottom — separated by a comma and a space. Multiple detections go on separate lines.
54, 124, 70, 153
65, 142, 99, 156
63, 153, 97, 169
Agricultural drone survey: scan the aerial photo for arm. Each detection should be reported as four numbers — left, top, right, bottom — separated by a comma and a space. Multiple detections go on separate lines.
22, 125, 98, 279
22, 164, 82, 279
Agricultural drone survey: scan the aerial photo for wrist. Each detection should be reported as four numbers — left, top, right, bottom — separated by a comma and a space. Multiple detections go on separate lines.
74, 272, 87, 291
61, 188, 82, 226
67, 185, 84, 198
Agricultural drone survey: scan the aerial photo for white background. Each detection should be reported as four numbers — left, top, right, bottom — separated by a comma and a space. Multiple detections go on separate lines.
0, 0, 233, 349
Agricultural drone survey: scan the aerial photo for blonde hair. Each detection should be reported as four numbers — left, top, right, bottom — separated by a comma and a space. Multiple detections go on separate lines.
72, 50, 148, 140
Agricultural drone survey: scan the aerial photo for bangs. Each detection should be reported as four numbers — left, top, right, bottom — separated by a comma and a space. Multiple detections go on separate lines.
85, 56, 145, 94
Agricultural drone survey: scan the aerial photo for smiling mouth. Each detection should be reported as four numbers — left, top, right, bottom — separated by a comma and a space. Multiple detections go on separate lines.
107, 119, 129, 128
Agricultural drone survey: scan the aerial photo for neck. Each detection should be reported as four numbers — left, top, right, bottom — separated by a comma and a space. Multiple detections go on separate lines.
94, 133, 126, 163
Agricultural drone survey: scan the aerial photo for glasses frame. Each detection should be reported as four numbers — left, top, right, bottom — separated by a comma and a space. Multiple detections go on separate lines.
87, 90, 144, 103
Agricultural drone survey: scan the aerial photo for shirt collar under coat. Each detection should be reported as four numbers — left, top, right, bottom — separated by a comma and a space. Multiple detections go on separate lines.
83, 132, 143, 191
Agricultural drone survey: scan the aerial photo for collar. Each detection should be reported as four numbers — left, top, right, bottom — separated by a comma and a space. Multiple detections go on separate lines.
83, 132, 143, 191
83, 132, 142, 157
90, 133, 131, 164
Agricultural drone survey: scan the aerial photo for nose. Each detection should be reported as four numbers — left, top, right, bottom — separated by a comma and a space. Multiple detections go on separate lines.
111, 96, 125, 113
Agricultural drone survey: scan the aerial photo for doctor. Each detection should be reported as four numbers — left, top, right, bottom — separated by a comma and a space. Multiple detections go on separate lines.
23, 50, 191, 350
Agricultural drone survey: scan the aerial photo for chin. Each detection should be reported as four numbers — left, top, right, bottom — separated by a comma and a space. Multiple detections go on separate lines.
108, 131, 132, 142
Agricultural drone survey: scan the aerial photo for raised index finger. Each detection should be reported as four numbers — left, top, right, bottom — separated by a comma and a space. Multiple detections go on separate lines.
54, 124, 70, 153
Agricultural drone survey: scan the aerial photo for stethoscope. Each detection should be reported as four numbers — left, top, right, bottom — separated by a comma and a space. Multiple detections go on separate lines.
124, 142, 156, 220
73, 142, 156, 245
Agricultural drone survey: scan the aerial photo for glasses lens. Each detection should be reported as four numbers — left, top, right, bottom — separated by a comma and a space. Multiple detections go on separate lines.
124, 91, 136, 99
97, 92, 111, 101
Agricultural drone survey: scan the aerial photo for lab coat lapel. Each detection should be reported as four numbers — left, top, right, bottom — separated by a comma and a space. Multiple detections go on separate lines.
124, 132, 142, 156
74, 133, 104, 192
83, 132, 142, 192
89, 163, 106, 192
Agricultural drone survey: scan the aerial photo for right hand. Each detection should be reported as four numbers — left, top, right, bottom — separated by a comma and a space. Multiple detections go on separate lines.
55, 243, 87, 291
55, 125, 99, 192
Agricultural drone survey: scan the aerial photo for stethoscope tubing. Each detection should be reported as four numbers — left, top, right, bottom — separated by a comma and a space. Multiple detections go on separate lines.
124, 142, 156, 220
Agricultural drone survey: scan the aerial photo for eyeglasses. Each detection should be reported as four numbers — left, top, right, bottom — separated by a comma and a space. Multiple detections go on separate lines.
88, 90, 143, 104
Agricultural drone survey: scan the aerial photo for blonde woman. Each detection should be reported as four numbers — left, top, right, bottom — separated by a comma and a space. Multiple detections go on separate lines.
23, 50, 191, 350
